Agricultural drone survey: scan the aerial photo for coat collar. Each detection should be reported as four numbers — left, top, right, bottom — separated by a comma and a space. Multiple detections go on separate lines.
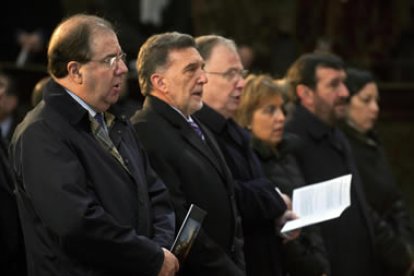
43, 79, 128, 128
194, 104, 227, 134
142, 95, 229, 178
294, 104, 334, 141
195, 104, 245, 147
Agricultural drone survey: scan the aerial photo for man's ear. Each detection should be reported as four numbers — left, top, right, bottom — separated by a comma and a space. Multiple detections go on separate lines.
297, 84, 314, 107
67, 61, 83, 84
151, 73, 167, 93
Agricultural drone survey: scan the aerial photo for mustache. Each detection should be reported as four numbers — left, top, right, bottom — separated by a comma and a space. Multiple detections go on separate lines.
335, 97, 348, 105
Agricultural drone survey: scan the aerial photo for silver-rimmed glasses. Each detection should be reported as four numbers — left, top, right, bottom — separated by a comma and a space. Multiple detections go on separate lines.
205, 68, 249, 82
88, 52, 127, 68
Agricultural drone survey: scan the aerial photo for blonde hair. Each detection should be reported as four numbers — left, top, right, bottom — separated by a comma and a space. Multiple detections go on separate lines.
235, 74, 284, 128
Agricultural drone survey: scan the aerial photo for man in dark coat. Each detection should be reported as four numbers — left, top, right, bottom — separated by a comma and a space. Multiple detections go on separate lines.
9, 14, 178, 276
284, 52, 380, 276
131, 32, 245, 276
194, 35, 298, 276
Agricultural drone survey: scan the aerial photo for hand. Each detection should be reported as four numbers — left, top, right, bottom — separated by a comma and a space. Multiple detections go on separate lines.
276, 210, 301, 241
158, 248, 179, 276
280, 192, 292, 210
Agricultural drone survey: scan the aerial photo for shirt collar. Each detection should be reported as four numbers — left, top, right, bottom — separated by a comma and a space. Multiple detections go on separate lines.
65, 89, 98, 117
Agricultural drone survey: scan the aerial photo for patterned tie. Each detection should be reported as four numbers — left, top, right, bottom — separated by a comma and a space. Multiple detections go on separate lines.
188, 119, 205, 141
91, 113, 130, 173
95, 113, 108, 133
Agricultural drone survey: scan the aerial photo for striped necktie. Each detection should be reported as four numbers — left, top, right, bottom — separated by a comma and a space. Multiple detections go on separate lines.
188, 119, 205, 141
91, 113, 130, 173
95, 113, 108, 133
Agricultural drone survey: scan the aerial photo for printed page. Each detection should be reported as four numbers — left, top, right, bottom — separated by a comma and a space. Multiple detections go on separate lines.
281, 174, 352, 233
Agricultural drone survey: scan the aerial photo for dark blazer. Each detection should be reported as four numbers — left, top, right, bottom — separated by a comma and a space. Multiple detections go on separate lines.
195, 105, 287, 276
131, 95, 245, 276
9, 80, 175, 276
285, 104, 380, 276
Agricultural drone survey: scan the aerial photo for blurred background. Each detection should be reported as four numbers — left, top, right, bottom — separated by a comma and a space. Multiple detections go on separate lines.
1, 0, 413, 217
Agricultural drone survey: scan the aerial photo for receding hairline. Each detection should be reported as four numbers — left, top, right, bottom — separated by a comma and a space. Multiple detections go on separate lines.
49, 14, 114, 51
195, 35, 237, 60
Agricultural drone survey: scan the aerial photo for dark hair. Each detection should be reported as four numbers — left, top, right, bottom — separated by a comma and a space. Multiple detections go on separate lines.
345, 68, 375, 97
48, 14, 115, 78
195, 35, 237, 61
286, 52, 345, 101
136, 32, 196, 96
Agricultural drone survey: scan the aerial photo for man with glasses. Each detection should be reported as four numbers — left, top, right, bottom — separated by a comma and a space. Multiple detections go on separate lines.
131, 32, 246, 276
9, 14, 178, 276
194, 35, 298, 276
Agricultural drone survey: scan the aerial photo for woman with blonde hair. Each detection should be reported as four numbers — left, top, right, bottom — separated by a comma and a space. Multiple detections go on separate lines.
235, 74, 329, 276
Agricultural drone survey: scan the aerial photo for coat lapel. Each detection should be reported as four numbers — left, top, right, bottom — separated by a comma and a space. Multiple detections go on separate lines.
148, 96, 228, 178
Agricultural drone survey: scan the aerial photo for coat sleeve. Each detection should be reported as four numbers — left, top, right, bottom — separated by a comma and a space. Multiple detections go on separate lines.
139, 142, 176, 249
10, 121, 164, 276
134, 121, 245, 276
234, 178, 287, 224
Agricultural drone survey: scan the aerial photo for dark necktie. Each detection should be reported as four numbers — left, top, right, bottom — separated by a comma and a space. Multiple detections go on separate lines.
188, 119, 205, 141
91, 113, 129, 173
95, 113, 108, 133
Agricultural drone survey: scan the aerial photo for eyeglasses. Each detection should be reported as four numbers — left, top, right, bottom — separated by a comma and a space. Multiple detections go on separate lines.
88, 52, 127, 68
205, 68, 249, 81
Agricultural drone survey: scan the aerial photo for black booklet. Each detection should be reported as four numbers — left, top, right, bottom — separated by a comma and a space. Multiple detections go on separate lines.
170, 204, 207, 263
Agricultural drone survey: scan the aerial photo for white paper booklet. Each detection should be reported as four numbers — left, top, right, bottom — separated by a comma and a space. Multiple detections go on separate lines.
281, 174, 352, 233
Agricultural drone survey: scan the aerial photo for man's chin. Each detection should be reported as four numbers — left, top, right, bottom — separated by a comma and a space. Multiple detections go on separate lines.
187, 101, 203, 115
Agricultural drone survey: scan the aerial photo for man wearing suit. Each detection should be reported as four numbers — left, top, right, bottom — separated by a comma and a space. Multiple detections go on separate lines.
131, 32, 245, 275
9, 14, 178, 276
284, 52, 380, 275
194, 35, 297, 276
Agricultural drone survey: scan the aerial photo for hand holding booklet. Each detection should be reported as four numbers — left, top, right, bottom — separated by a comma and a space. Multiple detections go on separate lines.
280, 174, 352, 233
171, 204, 206, 263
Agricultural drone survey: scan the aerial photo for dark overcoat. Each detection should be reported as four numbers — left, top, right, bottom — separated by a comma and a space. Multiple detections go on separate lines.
195, 104, 287, 276
10, 80, 174, 276
131, 95, 245, 276
285, 104, 379, 276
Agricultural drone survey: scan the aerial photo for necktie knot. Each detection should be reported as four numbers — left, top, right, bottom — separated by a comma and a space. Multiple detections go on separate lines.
95, 113, 106, 128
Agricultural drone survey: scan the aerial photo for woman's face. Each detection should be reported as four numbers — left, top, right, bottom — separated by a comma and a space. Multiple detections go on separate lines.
347, 82, 379, 133
251, 95, 285, 146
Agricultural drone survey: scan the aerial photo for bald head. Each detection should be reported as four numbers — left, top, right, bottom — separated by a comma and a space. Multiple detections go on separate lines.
48, 14, 115, 78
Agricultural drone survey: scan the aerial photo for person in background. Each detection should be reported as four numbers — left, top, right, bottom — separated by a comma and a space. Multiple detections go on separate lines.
0, 72, 23, 145
195, 34, 298, 276
1, 0, 63, 65
342, 68, 414, 276
284, 52, 380, 276
234, 74, 330, 276
31, 76, 51, 107
9, 14, 178, 276
131, 32, 245, 276
0, 70, 26, 276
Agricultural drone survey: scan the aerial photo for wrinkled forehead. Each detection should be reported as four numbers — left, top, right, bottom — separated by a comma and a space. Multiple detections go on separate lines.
166, 47, 203, 67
